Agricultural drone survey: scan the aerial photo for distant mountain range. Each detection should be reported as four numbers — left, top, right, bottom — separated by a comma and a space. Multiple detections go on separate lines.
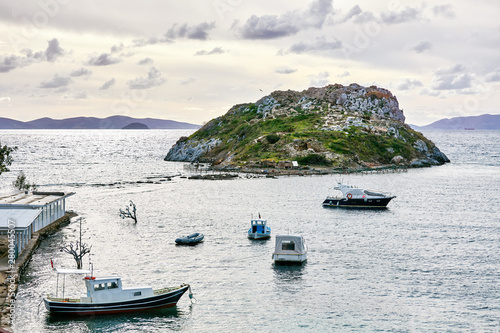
0, 115, 200, 130
410, 114, 500, 130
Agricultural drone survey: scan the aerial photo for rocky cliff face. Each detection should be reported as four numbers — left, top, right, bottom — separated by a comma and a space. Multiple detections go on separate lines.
165, 84, 449, 170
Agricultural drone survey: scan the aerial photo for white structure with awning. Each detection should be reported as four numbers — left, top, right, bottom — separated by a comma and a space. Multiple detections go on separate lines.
0, 191, 75, 259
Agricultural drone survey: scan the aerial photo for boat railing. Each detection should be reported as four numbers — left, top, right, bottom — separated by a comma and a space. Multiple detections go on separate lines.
46, 296, 81, 303
325, 195, 344, 200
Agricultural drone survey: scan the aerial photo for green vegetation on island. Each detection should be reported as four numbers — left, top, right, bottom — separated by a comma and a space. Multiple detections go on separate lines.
165, 84, 449, 171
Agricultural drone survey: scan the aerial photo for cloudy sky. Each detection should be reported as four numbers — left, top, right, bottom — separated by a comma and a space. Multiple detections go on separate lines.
0, 0, 499, 126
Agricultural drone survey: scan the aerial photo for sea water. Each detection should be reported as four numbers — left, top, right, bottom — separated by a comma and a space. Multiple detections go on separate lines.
0, 129, 498, 332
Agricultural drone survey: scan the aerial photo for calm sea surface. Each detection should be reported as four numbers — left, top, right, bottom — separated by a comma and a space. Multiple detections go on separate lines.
0, 129, 499, 332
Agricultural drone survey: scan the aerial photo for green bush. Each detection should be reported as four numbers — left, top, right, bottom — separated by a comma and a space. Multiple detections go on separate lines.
296, 154, 331, 166
266, 134, 280, 144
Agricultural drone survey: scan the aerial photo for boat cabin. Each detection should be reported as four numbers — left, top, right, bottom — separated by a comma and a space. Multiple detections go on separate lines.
50, 268, 154, 304
250, 219, 268, 234
274, 235, 306, 254
334, 183, 391, 199
272, 235, 307, 264
84, 276, 154, 303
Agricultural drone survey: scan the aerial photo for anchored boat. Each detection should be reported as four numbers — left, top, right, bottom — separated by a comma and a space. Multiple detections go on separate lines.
272, 235, 307, 265
248, 217, 271, 240
43, 268, 191, 316
322, 183, 395, 208
175, 232, 204, 245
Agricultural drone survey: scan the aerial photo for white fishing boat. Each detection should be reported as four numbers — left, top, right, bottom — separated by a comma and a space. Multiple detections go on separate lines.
247, 218, 271, 240
43, 267, 191, 316
272, 235, 307, 265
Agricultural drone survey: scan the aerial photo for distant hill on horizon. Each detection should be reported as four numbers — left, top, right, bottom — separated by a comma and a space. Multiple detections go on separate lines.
0, 115, 200, 130
410, 114, 500, 130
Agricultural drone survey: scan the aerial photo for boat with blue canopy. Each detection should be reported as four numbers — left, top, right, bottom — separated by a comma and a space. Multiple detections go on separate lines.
247, 216, 271, 240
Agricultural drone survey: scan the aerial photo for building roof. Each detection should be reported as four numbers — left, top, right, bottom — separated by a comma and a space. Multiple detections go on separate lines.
0, 191, 75, 208
0, 208, 42, 229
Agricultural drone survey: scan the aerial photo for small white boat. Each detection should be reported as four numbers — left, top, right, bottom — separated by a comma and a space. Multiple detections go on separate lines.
272, 235, 307, 265
43, 268, 191, 316
247, 218, 271, 240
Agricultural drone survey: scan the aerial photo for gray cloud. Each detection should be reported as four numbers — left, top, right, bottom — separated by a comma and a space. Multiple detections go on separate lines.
70, 67, 92, 77
237, 0, 333, 39
380, 6, 422, 25
166, 22, 216, 40
99, 78, 116, 90
286, 36, 342, 54
132, 36, 172, 48
0, 39, 65, 73
431, 64, 473, 90
138, 57, 154, 65
432, 4, 455, 19
0, 55, 31, 73
194, 47, 225, 56
303, 0, 334, 28
87, 53, 121, 66
485, 69, 500, 82
39, 76, 72, 89
127, 67, 165, 89
333, 5, 363, 24
275, 67, 297, 74
344, 5, 362, 21
111, 43, 125, 53
412, 41, 433, 53
72, 91, 88, 99
397, 78, 423, 90
353, 11, 377, 23
54, 87, 69, 93
45, 38, 65, 62
133, 37, 158, 47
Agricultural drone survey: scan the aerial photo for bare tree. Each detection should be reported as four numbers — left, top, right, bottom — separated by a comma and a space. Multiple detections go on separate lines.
60, 218, 92, 269
120, 200, 137, 223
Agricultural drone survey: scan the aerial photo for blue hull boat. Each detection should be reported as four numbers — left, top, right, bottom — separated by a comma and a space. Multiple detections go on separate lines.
248, 218, 271, 240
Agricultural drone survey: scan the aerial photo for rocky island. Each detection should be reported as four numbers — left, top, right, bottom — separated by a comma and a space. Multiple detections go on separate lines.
165, 84, 449, 172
